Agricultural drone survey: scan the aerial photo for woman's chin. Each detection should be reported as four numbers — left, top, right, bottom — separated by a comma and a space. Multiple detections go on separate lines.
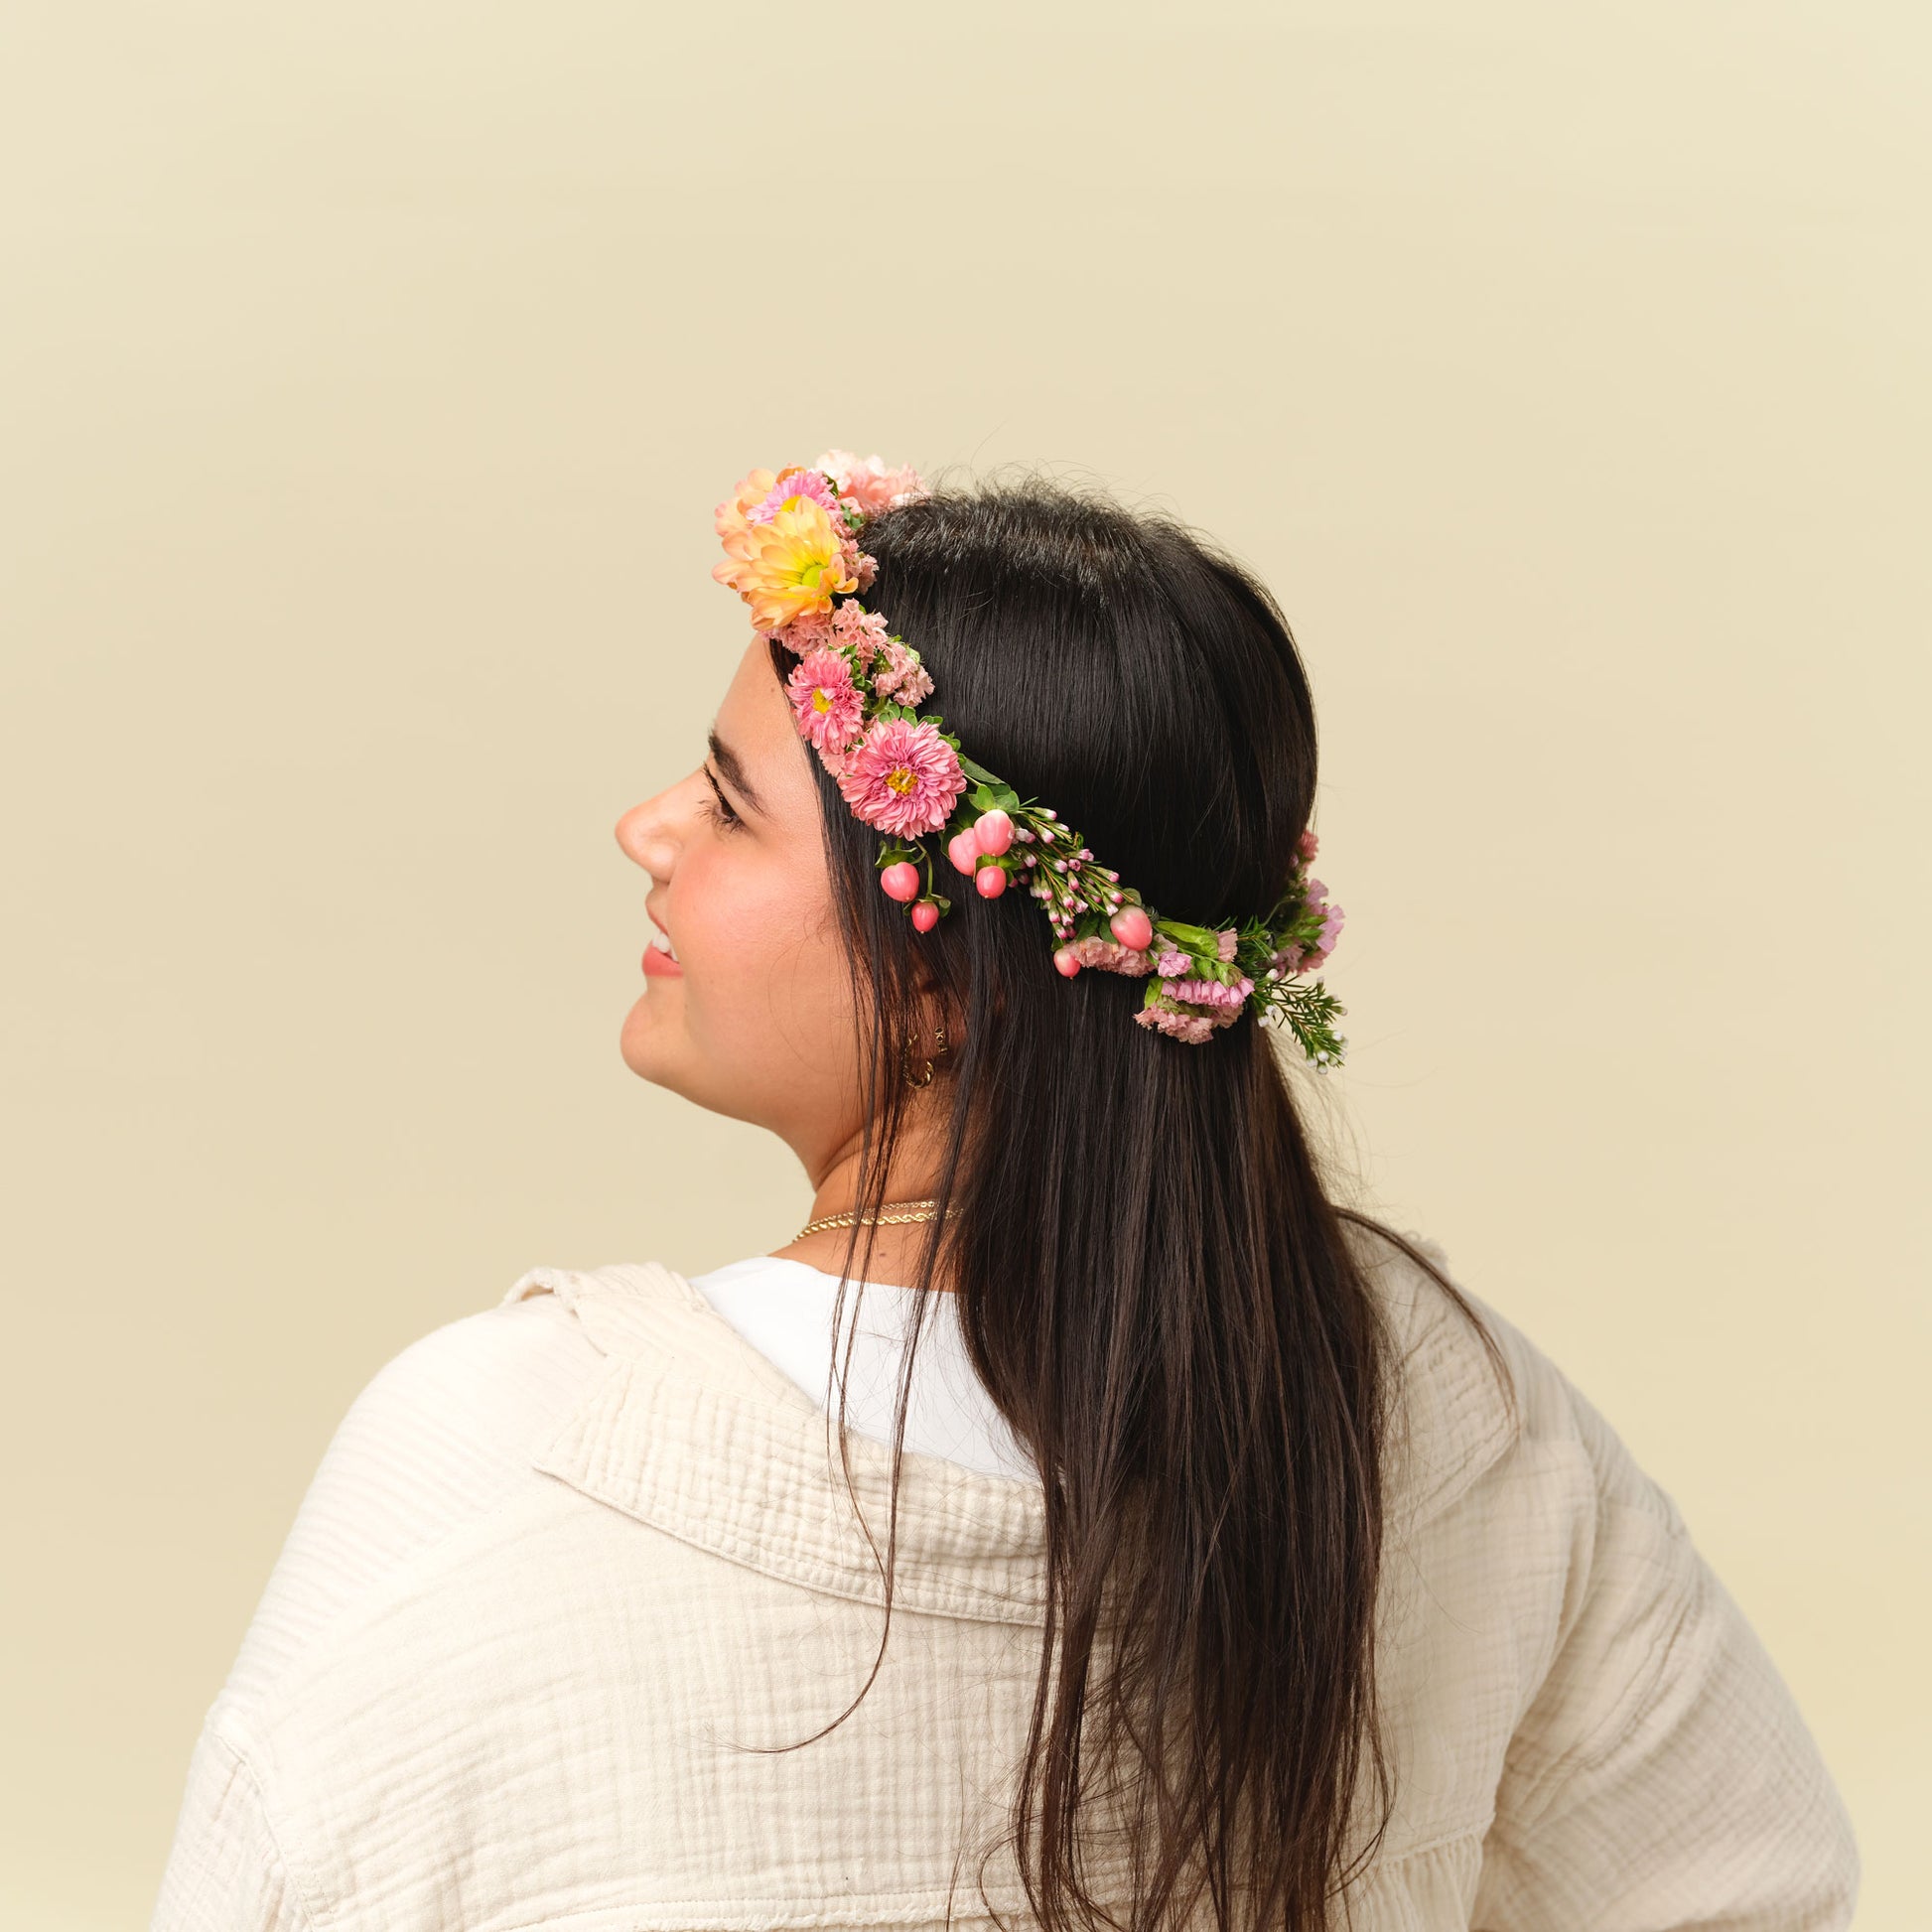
620, 993, 681, 1084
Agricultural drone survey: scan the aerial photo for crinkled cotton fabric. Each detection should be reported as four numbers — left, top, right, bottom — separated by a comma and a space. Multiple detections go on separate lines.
151, 1229, 1860, 1930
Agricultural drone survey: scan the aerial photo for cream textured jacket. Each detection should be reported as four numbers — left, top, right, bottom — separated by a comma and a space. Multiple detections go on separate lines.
152, 1230, 1860, 1931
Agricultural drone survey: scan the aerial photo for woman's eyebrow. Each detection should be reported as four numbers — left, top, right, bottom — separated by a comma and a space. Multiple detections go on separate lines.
706, 725, 767, 816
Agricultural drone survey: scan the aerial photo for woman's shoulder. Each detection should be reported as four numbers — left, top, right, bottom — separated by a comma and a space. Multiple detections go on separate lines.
1340, 1214, 1678, 1537
209, 1279, 614, 1728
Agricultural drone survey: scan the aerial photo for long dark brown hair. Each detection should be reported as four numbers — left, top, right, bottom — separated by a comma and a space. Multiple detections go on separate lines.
769, 476, 1498, 1931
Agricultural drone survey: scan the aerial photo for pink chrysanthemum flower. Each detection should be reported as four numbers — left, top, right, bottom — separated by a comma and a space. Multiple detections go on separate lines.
835, 718, 966, 837
814, 450, 930, 518
749, 467, 844, 526
786, 648, 866, 756
873, 638, 934, 706
831, 600, 890, 669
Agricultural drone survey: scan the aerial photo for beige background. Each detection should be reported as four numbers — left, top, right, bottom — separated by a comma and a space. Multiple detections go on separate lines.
3, 3, 1925, 1925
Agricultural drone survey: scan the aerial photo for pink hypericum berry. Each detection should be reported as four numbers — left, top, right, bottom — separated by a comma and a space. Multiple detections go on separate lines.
1110, 906, 1155, 951
947, 828, 981, 875
880, 862, 920, 902
1053, 946, 1080, 977
974, 807, 1014, 855
975, 865, 1008, 899
910, 899, 941, 932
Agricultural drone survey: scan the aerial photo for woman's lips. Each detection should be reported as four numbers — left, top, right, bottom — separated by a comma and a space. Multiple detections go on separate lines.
641, 943, 683, 978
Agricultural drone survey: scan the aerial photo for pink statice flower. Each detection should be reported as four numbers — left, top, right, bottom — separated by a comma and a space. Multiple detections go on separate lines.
843, 535, 878, 592
835, 717, 966, 837
768, 610, 833, 654
1297, 828, 1319, 863
1135, 1005, 1214, 1044
830, 599, 890, 669
1135, 1001, 1242, 1043
1065, 936, 1156, 976
785, 647, 866, 756
1267, 942, 1306, 979
1304, 900, 1345, 968
1168, 976, 1254, 1011
1155, 948, 1194, 978
748, 467, 844, 526
814, 450, 930, 518
1216, 927, 1240, 962
873, 638, 934, 706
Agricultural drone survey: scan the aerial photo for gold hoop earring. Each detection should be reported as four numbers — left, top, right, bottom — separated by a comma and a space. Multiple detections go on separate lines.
901, 1015, 950, 1088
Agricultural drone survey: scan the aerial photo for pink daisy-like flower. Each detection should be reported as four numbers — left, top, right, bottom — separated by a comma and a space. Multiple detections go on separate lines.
831, 599, 890, 669
749, 467, 844, 526
786, 647, 866, 756
835, 717, 966, 837
872, 638, 934, 706
814, 450, 930, 518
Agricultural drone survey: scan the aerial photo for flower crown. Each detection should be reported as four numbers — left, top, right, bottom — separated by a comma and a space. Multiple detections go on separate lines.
714, 453, 1348, 1064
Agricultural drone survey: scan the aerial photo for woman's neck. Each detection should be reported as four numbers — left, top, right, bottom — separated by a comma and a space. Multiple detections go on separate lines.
775, 1112, 958, 1290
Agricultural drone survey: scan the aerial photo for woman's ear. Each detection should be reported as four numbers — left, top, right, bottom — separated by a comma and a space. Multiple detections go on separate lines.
906, 964, 965, 1074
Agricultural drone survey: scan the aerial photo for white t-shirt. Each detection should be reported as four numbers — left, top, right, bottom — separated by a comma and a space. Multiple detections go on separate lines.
686, 1254, 1035, 1482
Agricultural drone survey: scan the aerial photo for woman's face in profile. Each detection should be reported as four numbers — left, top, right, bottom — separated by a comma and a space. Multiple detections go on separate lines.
616, 635, 866, 1163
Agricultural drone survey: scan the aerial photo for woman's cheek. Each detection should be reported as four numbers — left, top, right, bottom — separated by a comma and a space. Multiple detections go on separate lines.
684, 859, 816, 1016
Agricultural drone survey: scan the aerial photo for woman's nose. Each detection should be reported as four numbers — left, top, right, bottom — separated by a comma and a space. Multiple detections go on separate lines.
615, 796, 672, 875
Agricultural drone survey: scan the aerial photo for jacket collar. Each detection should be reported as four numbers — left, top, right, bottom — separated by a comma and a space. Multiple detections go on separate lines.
507, 1230, 1516, 1628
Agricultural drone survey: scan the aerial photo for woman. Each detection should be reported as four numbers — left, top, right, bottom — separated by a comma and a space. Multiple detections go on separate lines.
153, 457, 1859, 1931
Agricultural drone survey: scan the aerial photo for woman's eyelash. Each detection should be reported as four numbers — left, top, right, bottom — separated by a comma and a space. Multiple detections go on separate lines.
700, 770, 743, 831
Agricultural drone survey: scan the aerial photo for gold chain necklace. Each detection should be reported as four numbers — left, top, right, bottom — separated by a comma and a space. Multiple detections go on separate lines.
793, 1196, 950, 1241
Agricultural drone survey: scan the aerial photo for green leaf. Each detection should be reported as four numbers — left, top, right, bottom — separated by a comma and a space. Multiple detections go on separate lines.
1155, 918, 1221, 950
